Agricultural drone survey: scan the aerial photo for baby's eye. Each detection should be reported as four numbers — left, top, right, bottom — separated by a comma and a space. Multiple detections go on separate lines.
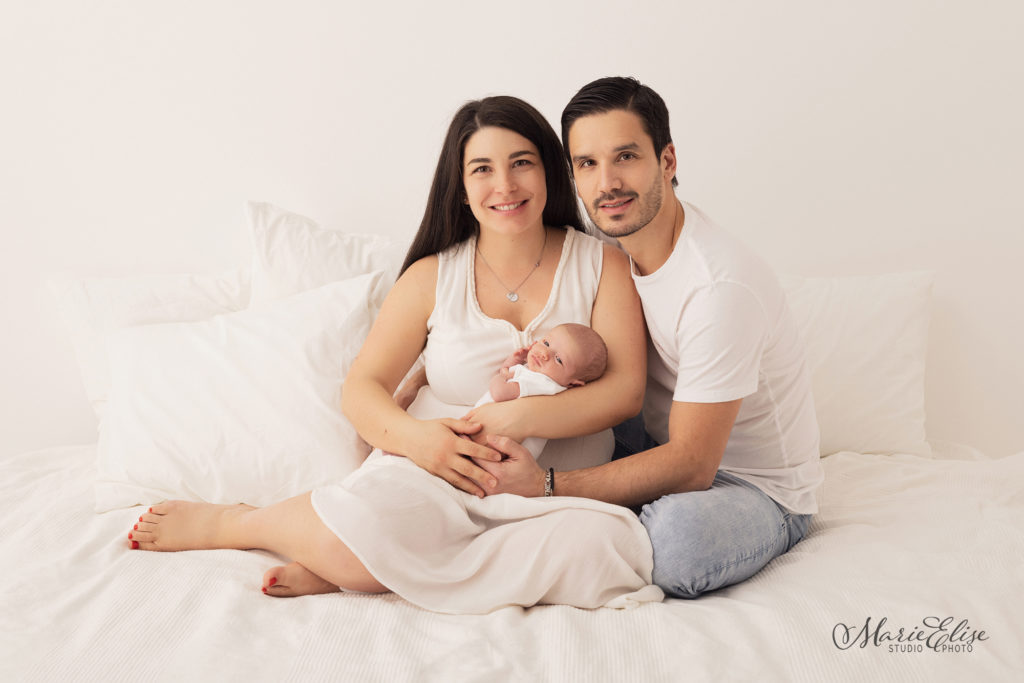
543, 340, 550, 347
556, 357, 563, 365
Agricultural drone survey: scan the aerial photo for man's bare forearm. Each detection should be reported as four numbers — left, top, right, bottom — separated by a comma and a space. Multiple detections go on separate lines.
555, 399, 741, 506
555, 442, 718, 508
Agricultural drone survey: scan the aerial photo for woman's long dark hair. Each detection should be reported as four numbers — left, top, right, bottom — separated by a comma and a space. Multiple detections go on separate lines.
400, 96, 584, 275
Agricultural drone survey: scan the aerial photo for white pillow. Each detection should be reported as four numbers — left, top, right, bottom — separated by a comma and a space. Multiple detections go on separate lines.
247, 201, 410, 307
780, 271, 933, 457
95, 271, 388, 512
49, 269, 250, 420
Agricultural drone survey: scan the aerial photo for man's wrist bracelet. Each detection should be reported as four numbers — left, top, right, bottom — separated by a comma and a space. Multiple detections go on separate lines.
544, 468, 554, 497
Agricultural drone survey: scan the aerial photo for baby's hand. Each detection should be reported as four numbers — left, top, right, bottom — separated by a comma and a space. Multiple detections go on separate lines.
503, 347, 530, 369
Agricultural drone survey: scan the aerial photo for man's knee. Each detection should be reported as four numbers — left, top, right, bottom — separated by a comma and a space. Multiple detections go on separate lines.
641, 495, 721, 598
646, 532, 721, 597
649, 545, 775, 599
640, 489, 790, 599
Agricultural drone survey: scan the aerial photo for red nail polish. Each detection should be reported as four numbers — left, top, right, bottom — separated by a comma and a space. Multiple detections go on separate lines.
133, 524, 138, 530
139, 516, 143, 522
269, 577, 277, 586
148, 507, 153, 513
131, 541, 139, 550
262, 587, 268, 593
128, 532, 133, 539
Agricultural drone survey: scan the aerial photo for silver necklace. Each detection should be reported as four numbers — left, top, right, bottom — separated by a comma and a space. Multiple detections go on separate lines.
476, 229, 547, 303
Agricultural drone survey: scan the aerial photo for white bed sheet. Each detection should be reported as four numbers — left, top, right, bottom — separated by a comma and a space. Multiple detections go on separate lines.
2, 444, 1022, 682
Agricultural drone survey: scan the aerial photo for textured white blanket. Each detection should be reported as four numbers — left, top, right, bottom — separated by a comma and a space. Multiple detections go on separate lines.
2, 445, 1022, 681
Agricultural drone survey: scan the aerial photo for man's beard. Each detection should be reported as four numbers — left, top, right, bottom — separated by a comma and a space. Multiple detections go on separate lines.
588, 177, 664, 239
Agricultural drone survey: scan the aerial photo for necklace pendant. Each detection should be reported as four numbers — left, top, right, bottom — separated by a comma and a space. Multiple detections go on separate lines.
506, 292, 519, 303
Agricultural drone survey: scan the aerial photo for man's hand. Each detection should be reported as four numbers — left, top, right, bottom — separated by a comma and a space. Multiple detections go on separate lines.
473, 435, 546, 497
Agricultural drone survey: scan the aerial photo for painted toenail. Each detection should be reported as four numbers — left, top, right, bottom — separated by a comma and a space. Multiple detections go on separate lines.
133, 524, 138, 530
262, 587, 267, 593
148, 507, 153, 512
139, 516, 143, 522
131, 541, 139, 550
269, 577, 277, 586
128, 532, 133, 539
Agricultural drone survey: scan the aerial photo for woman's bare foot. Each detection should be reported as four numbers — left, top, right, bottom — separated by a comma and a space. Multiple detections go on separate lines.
262, 561, 338, 597
127, 500, 256, 551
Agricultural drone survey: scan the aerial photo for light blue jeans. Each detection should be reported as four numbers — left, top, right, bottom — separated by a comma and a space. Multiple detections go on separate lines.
613, 414, 812, 599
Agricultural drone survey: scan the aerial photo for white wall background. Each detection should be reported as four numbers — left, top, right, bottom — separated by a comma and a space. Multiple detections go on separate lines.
2, 1, 1022, 457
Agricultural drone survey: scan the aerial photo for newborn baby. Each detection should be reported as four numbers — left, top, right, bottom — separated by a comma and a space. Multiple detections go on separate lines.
475, 322, 608, 459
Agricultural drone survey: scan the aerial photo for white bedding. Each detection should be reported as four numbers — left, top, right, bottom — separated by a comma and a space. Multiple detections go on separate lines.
3, 444, 1022, 681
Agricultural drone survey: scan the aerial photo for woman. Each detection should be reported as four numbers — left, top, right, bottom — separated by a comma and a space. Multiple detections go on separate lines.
127, 96, 658, 613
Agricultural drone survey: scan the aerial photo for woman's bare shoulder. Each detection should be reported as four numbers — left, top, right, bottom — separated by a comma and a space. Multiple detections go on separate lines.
395, 255, 436, 288
385, 254, 439, 313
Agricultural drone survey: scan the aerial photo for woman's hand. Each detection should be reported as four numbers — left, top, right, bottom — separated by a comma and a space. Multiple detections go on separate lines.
461, 400, 529, 444
403, 418, 503, 498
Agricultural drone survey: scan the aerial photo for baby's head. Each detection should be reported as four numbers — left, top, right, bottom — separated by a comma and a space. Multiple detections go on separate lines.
526, 323, 608, 388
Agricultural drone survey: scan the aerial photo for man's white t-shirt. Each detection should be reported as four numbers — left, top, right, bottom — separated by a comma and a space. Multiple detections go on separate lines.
633, 202, 823, 514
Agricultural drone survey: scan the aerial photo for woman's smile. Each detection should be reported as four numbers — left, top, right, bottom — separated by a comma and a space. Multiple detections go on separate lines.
490, 199, 528, 215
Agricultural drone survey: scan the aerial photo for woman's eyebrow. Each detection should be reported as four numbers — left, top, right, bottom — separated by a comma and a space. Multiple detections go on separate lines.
467, 150, 536, 167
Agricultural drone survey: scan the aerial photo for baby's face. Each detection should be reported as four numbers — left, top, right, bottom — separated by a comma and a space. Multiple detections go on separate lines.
525, 326, 584, 387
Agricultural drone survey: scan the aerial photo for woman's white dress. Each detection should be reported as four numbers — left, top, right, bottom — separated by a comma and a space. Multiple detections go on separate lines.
311, 229, 662, 614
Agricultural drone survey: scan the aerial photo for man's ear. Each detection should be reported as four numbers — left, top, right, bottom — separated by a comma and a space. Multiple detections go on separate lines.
661, 142, 677, 182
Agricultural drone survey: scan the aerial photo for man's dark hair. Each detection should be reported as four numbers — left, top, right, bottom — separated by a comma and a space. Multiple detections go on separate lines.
401, 96, 584, 275
561, 76, 677, 187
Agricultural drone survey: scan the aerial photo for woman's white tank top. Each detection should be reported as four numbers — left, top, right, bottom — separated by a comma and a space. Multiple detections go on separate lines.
422, 227, 604, 407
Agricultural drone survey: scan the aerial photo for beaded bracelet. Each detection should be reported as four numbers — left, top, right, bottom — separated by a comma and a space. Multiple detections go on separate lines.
544, 468, 554, 496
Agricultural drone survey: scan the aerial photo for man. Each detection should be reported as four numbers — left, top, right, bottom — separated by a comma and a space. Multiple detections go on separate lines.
482, 76, 823, 598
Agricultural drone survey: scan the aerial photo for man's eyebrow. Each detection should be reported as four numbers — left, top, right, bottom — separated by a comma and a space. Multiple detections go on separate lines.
466, 150, 536, 167
571, 142, 640, 164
